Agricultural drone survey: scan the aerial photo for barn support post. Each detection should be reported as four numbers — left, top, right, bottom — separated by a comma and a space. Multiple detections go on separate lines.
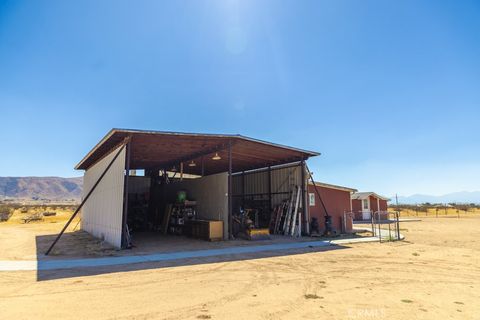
241, 171, 245, 209
45, 139, 130, 255
301, 160, 309, 235
268, 166, 272, 212
228, 140, 233, 239
121, 138, 132, 249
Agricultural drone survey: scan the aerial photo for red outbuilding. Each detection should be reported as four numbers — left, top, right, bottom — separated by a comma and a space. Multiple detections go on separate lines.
351, 192, 390, 221
308, 181, 357, 234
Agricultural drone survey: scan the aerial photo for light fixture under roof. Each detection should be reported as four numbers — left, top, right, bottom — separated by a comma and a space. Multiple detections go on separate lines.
212, 152, 221, 160
170, 166, 177, 172
188, 160, 196, 167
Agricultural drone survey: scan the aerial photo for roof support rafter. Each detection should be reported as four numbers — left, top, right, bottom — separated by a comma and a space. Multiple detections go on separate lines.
146, 141, 237, 172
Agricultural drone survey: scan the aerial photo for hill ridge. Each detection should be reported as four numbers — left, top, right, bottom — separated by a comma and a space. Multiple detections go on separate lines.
394, 191, 480, 204
0, 176, 83, 203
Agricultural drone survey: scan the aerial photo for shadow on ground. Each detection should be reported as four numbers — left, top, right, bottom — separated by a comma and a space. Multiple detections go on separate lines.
35, 232, 349, 281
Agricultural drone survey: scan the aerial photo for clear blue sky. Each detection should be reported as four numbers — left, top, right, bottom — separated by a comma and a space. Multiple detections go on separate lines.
0, 0, 479, 197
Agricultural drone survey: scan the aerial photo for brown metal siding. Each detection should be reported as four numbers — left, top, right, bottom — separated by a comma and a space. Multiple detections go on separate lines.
232, 163, 303, 208
231, 163, 306, 231
271, 165, 303, 207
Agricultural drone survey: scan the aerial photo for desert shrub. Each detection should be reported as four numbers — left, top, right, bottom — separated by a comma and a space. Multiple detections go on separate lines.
0, 205, 13, 222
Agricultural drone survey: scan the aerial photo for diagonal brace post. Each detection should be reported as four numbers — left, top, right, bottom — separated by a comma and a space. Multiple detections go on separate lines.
45, 139, 130, 255
305, 165, 330, 218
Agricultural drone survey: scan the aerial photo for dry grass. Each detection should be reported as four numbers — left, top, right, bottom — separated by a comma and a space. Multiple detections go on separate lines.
0, 217, 479, 319
390, 207, 480, 218
1, 206, 78, 225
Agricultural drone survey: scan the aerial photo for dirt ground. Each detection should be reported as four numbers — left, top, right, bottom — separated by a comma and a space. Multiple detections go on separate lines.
0, 219, 370, 261
1, 216, 479, 320
0, 209, 84, 260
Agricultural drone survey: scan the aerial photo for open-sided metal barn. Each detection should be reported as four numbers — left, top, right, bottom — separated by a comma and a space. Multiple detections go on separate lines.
69, 129, 319, 249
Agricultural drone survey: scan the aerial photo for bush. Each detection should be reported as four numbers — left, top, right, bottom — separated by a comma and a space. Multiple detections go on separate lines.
0, 205, 13, 222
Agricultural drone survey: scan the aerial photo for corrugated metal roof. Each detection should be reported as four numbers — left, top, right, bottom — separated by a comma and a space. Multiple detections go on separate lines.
76, 128, 320, 173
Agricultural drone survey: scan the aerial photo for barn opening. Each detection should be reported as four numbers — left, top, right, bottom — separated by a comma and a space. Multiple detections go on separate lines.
74, 129, 319, 249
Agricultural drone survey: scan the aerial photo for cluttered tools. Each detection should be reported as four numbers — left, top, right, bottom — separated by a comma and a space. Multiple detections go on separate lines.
270, 185, 303, 237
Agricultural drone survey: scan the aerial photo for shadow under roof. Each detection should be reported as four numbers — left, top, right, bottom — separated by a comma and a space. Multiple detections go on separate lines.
75, 129, 320, 175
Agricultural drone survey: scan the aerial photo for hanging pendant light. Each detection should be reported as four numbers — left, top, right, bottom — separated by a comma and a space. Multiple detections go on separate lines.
170, 165, 177, 172
188, 160, 196, 167
212, 152, 221, 160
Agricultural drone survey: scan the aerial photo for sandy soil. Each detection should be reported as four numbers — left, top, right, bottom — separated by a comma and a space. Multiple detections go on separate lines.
0, 221, 371, 261
0, 211, 84, 260
1, 217, 479, 320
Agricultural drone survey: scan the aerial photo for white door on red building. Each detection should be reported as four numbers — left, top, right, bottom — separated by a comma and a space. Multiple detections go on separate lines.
362, 198, 371, 220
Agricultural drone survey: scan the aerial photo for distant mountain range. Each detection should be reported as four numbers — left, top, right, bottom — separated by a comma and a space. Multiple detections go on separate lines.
394, 191, 480, 205
0, 176, 478, 205
0, 177, 83, 203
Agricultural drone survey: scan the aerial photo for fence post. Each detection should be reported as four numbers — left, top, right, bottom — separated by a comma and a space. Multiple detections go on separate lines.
371, 215, 375, 237
396, 212, 400, 240
388, 221, 391, 241
377, 212, 381, 243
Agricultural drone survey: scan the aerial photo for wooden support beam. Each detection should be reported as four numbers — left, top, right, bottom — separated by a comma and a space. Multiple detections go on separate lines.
305, 165, 330, 218
180, 162, 184, 181
121, 139, 132, 248
228, 140, 233, 239
241, 171, 245, 210
148, 142, 233, 172
301, 160, 309, 235
268, 166, 272, 212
